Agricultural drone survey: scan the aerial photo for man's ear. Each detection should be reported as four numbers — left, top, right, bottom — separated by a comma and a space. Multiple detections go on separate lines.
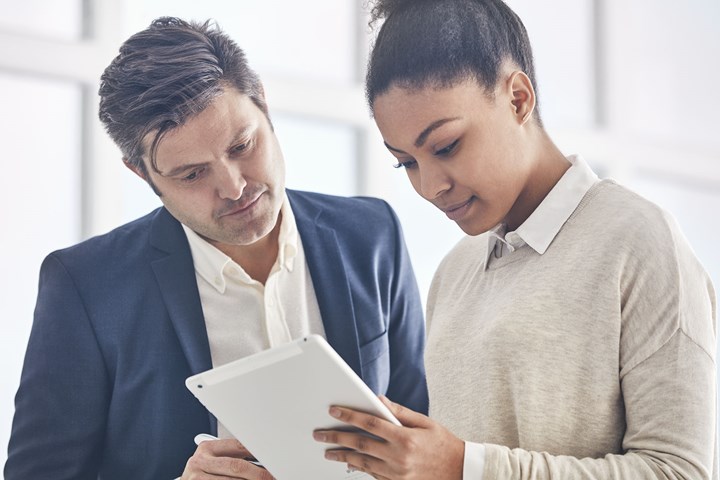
124, 157, 163, 197
123, 158, 147, 180
508, 70, 536, 126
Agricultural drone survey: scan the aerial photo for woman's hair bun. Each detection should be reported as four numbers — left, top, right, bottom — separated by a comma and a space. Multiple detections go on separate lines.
367, 0, 430, 27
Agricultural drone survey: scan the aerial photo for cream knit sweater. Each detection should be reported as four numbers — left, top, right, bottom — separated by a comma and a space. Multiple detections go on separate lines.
426, 180, 717, 479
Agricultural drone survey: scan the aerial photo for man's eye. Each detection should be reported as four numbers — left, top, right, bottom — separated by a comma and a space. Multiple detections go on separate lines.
182, 168, 204, 182
231, 141, 250, 154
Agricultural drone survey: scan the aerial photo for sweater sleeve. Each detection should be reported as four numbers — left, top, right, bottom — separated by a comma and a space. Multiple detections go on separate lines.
482, 329, 717, 479
481, 209, 717, 480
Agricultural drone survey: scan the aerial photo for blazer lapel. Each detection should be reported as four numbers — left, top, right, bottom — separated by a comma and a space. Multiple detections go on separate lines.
148, 208, 213, 376
288, 191, 362, 377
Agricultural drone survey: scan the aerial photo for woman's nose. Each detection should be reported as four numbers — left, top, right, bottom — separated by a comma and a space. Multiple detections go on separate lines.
415, 162, 451, 201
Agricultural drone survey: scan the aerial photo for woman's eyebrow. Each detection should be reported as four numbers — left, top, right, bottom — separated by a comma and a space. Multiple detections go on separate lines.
384, 117, 461, 153
414, 117, 461, 147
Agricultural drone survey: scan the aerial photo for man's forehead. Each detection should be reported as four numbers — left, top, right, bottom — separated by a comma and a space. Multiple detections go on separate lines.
145, 122, 258, 175
141, 87, 264, 168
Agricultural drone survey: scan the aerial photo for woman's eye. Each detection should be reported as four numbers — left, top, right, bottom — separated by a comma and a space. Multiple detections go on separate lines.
393, 159, 417, 169
434, 140, 459, 156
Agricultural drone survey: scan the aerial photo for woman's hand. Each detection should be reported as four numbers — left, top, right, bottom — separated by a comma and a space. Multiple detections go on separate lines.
313, 396, 464, 480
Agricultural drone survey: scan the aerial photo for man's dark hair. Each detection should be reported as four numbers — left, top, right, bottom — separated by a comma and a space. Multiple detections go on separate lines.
98, 17, 269, 178
366, 0, 541, 123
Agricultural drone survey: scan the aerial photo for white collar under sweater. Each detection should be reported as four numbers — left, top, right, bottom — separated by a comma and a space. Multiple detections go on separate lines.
486, 154, 599, 268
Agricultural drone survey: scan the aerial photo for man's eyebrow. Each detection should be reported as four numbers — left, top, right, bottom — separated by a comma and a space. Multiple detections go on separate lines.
159, 124, 257, 177
227, 124, 255, 149
161, 162, 208, 178
383, 117, 462, 153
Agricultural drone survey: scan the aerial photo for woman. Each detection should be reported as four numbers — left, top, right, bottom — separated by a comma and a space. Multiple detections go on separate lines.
313, 0, 717, 478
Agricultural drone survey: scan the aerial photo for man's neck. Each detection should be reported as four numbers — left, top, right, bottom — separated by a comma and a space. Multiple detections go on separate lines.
213, 216, 282, 285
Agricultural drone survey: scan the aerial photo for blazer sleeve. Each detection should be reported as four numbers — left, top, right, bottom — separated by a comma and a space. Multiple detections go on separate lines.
382, 202, 430, 415
4, 253, 110, 480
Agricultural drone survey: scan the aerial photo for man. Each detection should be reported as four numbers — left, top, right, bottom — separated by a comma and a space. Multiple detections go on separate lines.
4, 17, 427, 480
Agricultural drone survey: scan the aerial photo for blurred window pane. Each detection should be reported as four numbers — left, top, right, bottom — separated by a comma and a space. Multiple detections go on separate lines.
123, 0, 357, 85
121, 168, 162, 224
275, 114, 358, 197
505, 0, 595, 129
0, 0, 83, 40
605, 0, 720, 150
0, 72, 82, 467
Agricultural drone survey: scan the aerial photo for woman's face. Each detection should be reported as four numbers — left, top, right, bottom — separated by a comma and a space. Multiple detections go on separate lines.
373, 76, 536, 235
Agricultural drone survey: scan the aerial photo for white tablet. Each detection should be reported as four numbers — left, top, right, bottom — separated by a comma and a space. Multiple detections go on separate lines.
185, 334, 400, 480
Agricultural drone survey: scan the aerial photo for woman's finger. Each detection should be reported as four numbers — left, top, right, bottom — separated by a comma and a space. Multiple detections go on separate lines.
313, 429, 386, 458
326, 406, 400, 441
380, 396, 433, 429
323, 448, 391, 479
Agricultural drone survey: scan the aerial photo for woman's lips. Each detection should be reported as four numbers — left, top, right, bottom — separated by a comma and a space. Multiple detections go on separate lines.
442, 197, 474, 221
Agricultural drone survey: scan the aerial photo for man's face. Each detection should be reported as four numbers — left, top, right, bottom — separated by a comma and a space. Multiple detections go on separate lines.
136, 87, 286, 249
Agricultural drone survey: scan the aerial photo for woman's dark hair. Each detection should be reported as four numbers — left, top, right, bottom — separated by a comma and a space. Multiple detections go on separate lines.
366, 0, 541, 123
98, 17, 269, 176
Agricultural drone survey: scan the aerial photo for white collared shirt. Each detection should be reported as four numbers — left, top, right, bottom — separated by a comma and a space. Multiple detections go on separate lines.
485, 154, 600, 264
182, 194, 325, 438
465, 154, 599, 479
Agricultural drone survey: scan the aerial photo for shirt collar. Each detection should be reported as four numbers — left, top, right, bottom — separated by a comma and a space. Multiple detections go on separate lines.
486, 154, 599, 265
276, 193, 299, 272
182, 193, 299, 293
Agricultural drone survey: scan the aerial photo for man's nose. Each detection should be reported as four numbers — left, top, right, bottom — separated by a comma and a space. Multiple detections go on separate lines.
216, 159, 246, 200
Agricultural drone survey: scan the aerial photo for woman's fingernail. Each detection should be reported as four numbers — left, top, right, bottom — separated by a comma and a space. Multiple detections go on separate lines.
313, 431, 326, 441
329, 407, 341, 418
325, 451, 338, 461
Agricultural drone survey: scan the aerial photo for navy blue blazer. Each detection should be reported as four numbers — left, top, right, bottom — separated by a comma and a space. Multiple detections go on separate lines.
5, 190, 428, 480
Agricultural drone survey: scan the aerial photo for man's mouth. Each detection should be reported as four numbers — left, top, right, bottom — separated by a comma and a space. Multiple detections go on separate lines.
218, 192, 263, 218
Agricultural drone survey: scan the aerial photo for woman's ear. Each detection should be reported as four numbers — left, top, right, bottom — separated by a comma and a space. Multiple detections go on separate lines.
508, 70, 536, 125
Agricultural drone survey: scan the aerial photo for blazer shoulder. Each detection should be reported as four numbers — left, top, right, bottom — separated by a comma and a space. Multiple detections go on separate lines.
48, 207, 166, 270
287, 189, 396, 223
